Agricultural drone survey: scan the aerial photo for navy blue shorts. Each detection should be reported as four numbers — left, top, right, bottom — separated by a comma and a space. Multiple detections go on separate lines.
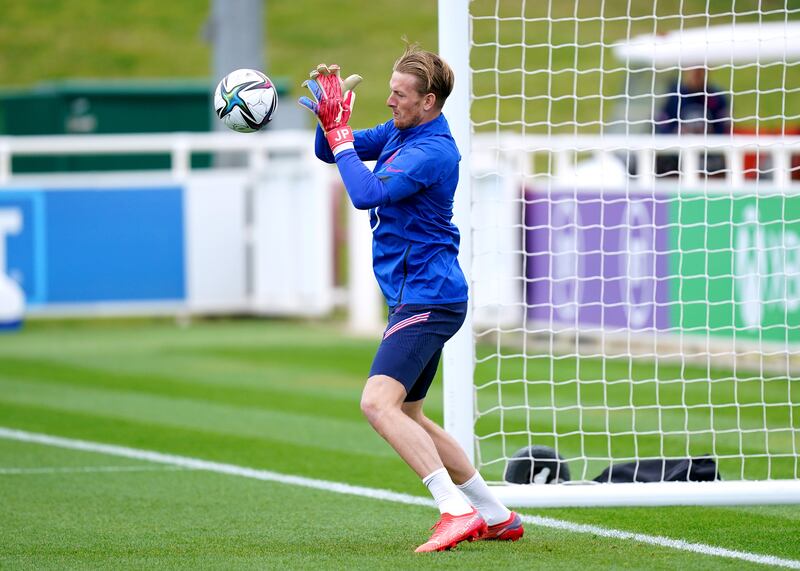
369, 302, 467, 402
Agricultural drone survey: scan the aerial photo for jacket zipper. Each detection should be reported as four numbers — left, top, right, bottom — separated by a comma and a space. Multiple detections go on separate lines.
396, 244, 412, 304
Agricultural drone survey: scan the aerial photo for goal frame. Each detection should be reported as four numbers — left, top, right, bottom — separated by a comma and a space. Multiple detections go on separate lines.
438, 0, 800, 507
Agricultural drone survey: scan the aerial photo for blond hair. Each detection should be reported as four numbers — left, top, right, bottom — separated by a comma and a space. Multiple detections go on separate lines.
393, 42, 454, 109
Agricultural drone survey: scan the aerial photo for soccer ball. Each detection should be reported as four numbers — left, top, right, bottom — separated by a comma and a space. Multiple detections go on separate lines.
214, 68, 278, 133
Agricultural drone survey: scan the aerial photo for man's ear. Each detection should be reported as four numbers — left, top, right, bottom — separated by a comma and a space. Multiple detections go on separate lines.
423, 93, 437, 111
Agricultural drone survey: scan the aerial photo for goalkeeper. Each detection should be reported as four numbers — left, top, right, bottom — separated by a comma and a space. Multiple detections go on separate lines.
299, 43, 523, 553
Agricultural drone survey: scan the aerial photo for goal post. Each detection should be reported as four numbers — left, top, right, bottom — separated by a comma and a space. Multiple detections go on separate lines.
439, 0, 477, 465
440, 1, 800, 506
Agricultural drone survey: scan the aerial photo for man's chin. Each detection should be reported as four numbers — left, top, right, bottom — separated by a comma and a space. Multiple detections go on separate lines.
394, 118, 418, 131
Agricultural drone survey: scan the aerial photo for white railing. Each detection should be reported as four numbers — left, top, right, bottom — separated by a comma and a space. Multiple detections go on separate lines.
0, 131, 384, 331
473, 133, 800, 191
0, 130, 314, 183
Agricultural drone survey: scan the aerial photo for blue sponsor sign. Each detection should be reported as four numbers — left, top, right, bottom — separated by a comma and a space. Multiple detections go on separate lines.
0, 186, 186, 307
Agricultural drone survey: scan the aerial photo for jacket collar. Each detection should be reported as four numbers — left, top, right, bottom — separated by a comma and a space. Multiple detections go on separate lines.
397, 113, 449, 141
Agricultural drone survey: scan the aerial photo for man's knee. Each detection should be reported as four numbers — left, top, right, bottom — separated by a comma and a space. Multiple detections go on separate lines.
359, 390, 384, 424
360, 375, 405, 424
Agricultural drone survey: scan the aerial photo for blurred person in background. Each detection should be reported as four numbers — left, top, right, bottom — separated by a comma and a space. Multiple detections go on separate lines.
655, 66, 731, 176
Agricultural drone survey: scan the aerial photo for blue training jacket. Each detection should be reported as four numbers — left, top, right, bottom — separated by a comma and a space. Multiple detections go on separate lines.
315, 114, 468, 306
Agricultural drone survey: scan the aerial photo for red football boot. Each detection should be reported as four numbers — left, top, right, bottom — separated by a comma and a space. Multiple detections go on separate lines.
415, 508, 488, 553
479, 511, 524, 541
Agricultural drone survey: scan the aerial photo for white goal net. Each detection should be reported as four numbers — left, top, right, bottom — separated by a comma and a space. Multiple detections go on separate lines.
443, 0, 800, 505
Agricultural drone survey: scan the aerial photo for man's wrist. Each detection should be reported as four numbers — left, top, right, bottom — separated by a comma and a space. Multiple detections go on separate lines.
326, 125, 355, 155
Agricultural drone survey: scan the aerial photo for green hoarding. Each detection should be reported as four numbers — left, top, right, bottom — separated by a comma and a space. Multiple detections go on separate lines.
672, 191, 800, 343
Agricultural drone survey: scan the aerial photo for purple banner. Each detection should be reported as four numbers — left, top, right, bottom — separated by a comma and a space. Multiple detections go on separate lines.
525, 188, 671, 331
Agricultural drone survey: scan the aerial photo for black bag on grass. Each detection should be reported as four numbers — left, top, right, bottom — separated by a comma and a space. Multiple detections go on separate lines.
593, 456, 720, 483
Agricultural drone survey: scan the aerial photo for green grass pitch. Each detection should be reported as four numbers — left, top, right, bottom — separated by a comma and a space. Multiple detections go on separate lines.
1, 318, 799, 569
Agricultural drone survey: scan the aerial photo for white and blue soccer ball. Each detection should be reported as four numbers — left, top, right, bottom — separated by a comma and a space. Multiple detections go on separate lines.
214, 68, 278, 133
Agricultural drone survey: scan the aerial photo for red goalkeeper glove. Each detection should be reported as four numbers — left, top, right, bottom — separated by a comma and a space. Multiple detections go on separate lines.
298, 64, 362, 154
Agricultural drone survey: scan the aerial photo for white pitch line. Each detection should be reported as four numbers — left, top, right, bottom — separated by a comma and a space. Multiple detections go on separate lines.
2, 426, 799, 570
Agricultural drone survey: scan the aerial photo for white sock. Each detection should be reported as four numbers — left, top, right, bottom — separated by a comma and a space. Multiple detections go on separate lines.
457, 471, 511, 526
422, 468, 473, 516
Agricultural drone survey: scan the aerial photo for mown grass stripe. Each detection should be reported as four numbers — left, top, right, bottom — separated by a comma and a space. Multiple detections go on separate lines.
0, 465, 190, 475
527, 514, 800, 570
0, 377, 385, 458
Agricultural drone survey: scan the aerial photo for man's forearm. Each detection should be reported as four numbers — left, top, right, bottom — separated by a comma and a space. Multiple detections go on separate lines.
314, 125, 336, 163
335, 149, 389, 210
